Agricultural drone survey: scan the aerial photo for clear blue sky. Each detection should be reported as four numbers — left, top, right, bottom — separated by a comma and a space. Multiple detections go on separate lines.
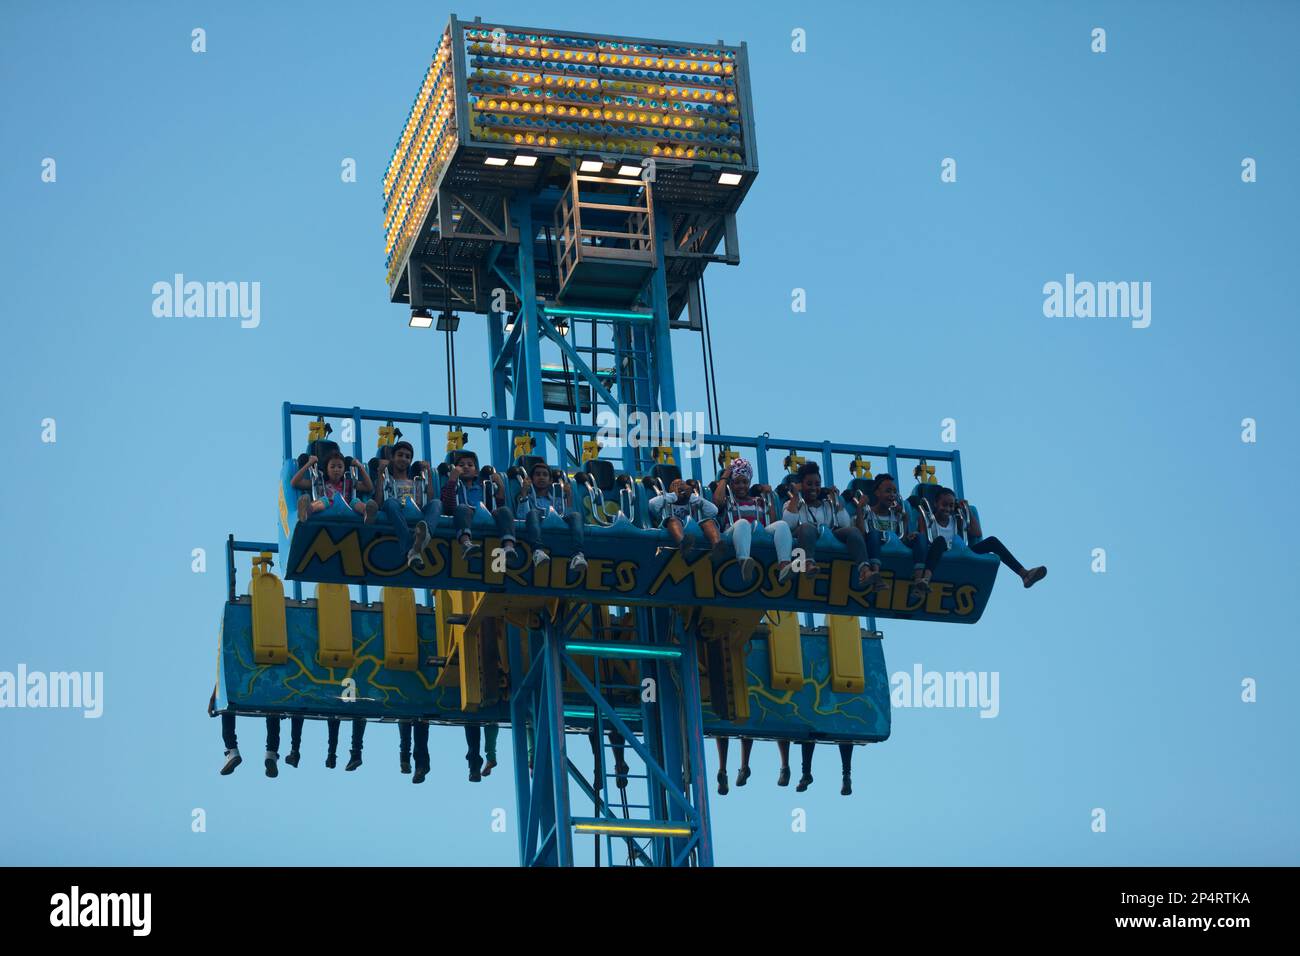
2, 0, 1297, 866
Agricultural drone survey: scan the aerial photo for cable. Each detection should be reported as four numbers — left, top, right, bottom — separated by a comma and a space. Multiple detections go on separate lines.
700, 276, 722, 462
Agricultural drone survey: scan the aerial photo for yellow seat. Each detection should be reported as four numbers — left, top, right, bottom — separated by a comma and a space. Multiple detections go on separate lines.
250, 553, 287, 665
382, 587, 419, 671
316, 583, 354, 667
826, 614, 865, 693
765, 610, 802, 690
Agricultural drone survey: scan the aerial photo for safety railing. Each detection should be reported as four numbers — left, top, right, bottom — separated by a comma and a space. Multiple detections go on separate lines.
282, 402, 965, 499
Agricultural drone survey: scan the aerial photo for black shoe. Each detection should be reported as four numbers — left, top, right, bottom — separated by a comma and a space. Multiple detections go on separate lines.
220, 750, 242, 775
841, 773, 852, 796
777, 766, 791, 787
615, 762, 630, 790
325, 753, 337, 769
285, 750, 300, 768
717, 770, 729, 795
469, 766, 482, 782
345, 752, 362, 772
413, 765, 428, 785
736, 766, 751, 787
265, 755, 279, 778
796, 773, 812, 792
400, 756, 412, 774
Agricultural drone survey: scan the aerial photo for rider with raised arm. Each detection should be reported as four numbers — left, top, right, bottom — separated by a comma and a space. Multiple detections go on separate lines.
440, 450, 517, 560
855, 472, 941, 601
650, 477, 722, 554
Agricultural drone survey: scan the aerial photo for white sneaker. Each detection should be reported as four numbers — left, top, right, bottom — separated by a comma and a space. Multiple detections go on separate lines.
740, 557, 757, 582
532, 548, 551, 566
777, 562, 793, 584
460, 537, 479, 559
569, 552, 587, 572
220, 748, 242, 775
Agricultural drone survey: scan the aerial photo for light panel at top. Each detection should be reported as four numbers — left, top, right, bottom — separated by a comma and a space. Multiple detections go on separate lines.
463, 24, 747, 166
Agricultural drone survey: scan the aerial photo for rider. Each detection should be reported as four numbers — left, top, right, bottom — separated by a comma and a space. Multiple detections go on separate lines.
375, 441, 437, 570
291, 450, 375, 523
711, 457, 793, 583
440, 450, 517, 560
782, 462, 872, 586
515, 461, 587, 572
917, 486, 1047, 589
650, 477, 722, 554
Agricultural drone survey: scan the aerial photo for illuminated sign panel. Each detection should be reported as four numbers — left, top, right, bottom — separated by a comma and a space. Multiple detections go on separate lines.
382, 18, 753, 285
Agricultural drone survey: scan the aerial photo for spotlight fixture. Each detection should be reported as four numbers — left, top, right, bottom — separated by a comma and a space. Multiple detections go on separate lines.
483, 155, 509, 166
409, 308, 434, 328
718, 172, 743, 186
617, 163, 642, 177
579, 156, 604, 173
436, 310, 460, 332
513, 154, 538, 167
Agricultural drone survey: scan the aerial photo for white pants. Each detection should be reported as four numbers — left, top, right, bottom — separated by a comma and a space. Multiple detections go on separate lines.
726, 519, 793, 563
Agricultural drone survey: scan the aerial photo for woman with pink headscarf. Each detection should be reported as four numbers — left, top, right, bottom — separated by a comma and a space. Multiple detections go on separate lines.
711, 456, 794, 584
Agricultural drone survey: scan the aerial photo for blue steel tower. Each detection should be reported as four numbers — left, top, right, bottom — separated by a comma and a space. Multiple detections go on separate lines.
383, 15, 756, 865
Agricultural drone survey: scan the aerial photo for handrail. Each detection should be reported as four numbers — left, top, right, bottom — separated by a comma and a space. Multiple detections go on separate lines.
282, 402, 965, 489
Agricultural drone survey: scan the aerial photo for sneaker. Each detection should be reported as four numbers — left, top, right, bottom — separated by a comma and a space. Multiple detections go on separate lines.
1023, 566, 1048, 588
796, 773, 812, 792
841, 773, 852, 797
680, 533, 697, 553
363, 499, 379, 523
909, 579, 931, 604
265, 752, 279, 778
736, 766, 751, 787
717, 770, 729, 796
407, 521, 430, 570
325, 752, 337, 769
285, 750, 300, 769
469, 766, 482, 783
220, 749, 242, 775
777, 766, 791, 787
412, 765, 428, 785
569, 552, 587, 572
503, 541, 517, 557
400, 756, 412, 774
777, 561, 793, 584
460, 537, 479, 559
740, 557, 757, 582
532, 548, 550, 567
482, 758, 497, 777
296, 496, 312, 523
615, 762, 630, 790
345, 752, 362, 772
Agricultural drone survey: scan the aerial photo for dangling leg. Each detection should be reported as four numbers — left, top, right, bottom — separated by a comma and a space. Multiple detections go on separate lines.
412, 722, 429, 784
716, 737, 730, 795
220, 713, 241, 774
264, 716, 280, 778
839, 743, 854, 796
737, 737, 754, 786
345, 718, 366, 771
777, 740, 792, 787
325, 718, 339, 768
286, 716, 303, 767
796, 741, 815, 792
